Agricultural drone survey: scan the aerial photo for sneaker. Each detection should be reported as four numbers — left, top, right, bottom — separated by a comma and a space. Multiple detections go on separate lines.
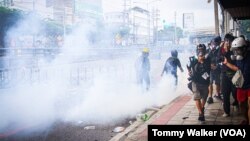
232, 101, 238, 106
222, 113, 230, 117
198, 114, 205, 121
207, 97, 213, 104
214, 95, 223, 101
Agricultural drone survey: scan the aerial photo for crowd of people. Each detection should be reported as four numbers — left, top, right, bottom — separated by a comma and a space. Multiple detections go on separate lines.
135, 34, 250, 125
188, 34, 250, 124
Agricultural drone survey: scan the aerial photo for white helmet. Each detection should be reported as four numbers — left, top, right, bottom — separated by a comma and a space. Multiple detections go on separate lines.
231, 37, 247, 51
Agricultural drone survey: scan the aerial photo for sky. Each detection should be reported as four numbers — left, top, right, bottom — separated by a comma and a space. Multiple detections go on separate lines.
102, 0, 216, 29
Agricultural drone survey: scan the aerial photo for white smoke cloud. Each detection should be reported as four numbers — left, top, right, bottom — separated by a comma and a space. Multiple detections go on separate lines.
0, 12, 193, 135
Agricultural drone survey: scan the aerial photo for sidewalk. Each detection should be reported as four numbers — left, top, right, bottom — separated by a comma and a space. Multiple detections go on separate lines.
111, 94, 245, 141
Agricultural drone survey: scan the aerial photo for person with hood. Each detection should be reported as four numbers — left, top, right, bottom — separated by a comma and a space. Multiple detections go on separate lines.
161, 49, 183, 85
135, 48, 151, 90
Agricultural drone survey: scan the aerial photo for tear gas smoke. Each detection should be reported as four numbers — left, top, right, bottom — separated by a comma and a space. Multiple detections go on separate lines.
0, 13, 193, 134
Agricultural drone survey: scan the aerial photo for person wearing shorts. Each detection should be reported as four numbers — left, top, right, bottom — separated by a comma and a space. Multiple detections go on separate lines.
189, 44, 211, 122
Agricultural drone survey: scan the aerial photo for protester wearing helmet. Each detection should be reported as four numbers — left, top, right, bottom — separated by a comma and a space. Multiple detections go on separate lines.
188, 44, 211, 122
230, 37, 248, 61
161, 49, 183, 86
207, 36, 222, 104
135, 48, 150, 91
223, 36, 250, 125
171, 50, 178, 58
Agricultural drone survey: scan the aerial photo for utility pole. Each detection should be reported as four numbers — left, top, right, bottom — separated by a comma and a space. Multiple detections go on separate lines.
32, 0, 35, 48
123, 0, 126, 25
174, 11, 177, 44
123, 0, 131, 46
152, 8, 160, 46
63, 7, 66, 39
32, 0, 35, 11
147, 0, 150, 47
155, 8, 159, 45
214, 0, 219, 35
62, 1, 66, 39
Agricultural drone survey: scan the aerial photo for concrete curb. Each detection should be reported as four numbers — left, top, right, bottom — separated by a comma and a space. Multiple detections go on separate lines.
109, 95, 186, 141
109, 110, 156, 141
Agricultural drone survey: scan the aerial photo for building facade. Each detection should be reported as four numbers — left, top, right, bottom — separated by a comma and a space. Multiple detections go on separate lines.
2, 0, 103, 26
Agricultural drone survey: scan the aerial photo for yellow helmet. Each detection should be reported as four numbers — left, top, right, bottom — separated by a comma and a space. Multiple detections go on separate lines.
142, 48, 149, 53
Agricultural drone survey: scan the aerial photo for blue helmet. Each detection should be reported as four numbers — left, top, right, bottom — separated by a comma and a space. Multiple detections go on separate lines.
171, 50, 178, 57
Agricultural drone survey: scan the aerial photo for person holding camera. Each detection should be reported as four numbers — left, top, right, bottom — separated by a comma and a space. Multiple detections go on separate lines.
188, 44, 211, 122
219, 33, 238, 117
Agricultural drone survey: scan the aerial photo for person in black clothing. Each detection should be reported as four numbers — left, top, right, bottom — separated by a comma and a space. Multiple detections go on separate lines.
219, 33, 238, 117
161, 49, 183, 85
207, 36, 222, 104
188, 44, 211, 122
223, 37, 250, 125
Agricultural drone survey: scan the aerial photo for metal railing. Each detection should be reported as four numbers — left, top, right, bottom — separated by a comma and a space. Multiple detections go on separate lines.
0, 45, 194, 89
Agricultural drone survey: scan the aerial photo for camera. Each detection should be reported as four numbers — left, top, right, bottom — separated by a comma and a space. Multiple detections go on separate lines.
187, 65, 193, 81
186, 56, 197, 81
186, 56, 197, 92
187, 76, 193, 81
218, 56, 225, 63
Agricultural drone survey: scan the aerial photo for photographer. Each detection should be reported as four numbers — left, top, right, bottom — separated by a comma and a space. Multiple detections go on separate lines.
219, 33, 237, 117
188, 44, 211, 122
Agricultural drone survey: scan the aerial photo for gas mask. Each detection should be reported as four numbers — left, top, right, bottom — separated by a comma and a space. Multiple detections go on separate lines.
197, 49, 206, 57
143, 52, 149, 58
231, 48, 245, 60
230, 55, 243, 61
210, 44, 215, 50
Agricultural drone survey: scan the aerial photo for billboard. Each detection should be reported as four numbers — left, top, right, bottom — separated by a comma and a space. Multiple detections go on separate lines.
183, 13, 194, 29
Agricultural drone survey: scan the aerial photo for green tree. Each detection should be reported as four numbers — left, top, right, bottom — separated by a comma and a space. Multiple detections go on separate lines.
239, 20, 250, 39
0, 6, 22, 48
157, 25, 183, 43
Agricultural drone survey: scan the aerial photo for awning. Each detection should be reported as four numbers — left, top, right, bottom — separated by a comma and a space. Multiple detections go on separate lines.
218, 0, 250, 20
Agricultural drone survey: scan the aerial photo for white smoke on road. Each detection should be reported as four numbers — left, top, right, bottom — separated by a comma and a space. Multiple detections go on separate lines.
0, 12, 193, 135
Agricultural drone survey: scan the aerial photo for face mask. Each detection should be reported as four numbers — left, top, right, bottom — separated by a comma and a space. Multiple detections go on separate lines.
230, 55, 236, 60
232, 48, 245, 60
236, 55, 244, 60
231, 55, 243, 60
197, 50, 205, 57
210, 44, 216, 50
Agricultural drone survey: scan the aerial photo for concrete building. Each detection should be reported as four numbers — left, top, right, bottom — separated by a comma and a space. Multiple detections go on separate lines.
129, 6, 150, 45
104, 6, 153, 46
2, 0, 103, 26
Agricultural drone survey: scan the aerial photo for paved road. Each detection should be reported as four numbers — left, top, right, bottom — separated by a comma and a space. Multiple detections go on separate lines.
3, 120, 132, 141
